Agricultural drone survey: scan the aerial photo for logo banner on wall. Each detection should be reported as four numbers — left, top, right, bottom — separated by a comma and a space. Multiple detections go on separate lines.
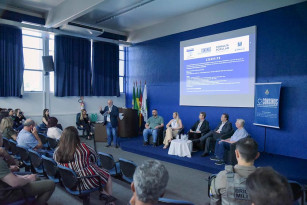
253, 82, 282, 129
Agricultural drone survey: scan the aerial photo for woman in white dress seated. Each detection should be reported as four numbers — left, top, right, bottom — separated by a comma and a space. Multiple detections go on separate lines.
47, 117, 62, 140
163, 112, 183, 149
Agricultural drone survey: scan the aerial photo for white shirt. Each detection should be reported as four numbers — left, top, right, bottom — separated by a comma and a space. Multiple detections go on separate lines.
107, 106, 113, 122
171, 119, 179, 129
47, 127, 63, 140
196, 120, 203, 132
217, 121, 227, 132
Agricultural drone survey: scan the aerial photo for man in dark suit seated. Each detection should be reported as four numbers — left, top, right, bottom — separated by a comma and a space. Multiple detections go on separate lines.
188, 112, 210, 144
100, 99, 119, 148
193, 113, 233, 157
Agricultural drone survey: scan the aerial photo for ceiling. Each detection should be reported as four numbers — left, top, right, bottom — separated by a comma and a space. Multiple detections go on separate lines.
75, 0, 228, 32
0, 0, 229, 35
0, 0, 65, 16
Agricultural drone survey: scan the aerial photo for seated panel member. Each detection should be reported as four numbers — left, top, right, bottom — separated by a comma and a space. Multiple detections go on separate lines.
211, 119, 248, 165
188, 112, 210, 140
163, 112, 183, 149
195, 113, 233, 157
143, 109, 164, 147
209, 138, 259, 205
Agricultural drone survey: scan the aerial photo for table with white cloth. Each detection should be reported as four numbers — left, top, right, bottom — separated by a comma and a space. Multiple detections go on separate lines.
168, 139, 193, 158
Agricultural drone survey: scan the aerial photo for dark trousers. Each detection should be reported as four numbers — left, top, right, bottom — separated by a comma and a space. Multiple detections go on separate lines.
215, 140, 231, 160
3, 179, 55, 205
188, 132, 202, 149
80, 122, 92, 136
188, 132, 202, 140
202, 131, 222, 154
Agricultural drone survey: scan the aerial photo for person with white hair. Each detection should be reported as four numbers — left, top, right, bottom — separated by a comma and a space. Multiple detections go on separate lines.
130, 160, 169, 205
17, 119, 43, 150
99, 99, 119, 148
211, 119, 248, 165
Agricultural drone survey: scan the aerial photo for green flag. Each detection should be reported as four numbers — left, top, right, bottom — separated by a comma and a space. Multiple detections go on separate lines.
134, 82, 139, 110
132, 82, 136, 108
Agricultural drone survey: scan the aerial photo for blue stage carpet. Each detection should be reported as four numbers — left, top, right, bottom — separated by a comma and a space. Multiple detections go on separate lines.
119, 136, 307, 184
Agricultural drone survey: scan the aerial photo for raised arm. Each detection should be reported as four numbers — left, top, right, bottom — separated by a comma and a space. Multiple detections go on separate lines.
32, 127, 43, 149
99, 106, 106, 115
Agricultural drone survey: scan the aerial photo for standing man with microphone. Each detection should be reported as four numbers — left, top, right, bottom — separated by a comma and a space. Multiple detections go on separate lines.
100, 100, 119, 148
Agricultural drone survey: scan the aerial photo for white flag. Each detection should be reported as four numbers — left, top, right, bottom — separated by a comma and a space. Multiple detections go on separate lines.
141, 84, 148, 122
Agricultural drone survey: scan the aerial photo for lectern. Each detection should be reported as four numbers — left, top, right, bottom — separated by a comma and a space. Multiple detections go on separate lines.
118, 108, 139, 138
94, 108, 139, 142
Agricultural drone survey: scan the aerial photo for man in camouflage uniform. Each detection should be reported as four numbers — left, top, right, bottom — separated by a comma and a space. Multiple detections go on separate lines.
209, 138, 260, 205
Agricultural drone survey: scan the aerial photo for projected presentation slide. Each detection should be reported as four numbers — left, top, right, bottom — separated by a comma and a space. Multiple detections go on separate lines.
180, 26, 256, 107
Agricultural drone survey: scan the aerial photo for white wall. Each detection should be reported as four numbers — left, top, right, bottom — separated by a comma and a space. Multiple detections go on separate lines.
128, 0, 306, 43
0, 92, 125, 129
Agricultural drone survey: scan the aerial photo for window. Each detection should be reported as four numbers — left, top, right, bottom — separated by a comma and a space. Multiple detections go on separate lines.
22, 29, 43, 91
119, 45, 126, 93
22, 29, 126, 94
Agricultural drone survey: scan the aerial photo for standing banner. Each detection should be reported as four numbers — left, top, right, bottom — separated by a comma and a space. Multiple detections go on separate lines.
254, 82, 281, 128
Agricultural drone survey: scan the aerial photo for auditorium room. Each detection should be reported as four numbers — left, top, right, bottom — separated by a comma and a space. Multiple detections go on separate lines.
0, 0, 306, 204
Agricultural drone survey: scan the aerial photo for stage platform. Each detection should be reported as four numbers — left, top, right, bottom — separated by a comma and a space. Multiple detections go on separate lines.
119, 136, 307, 184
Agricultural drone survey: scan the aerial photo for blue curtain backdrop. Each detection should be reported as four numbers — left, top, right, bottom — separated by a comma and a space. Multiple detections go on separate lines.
92, 41, 120, 96
54, 35, 91, 97
0, 24, 24, 97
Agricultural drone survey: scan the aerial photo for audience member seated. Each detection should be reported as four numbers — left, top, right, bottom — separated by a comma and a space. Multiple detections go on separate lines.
130, 160, 169, 205
143, 109, 164, 147
1, 117, 17, 141
246, 167, 293, 205
13, 108, 26, 131
209, 138, 259, 204
53, 126, 115, 202
47, 117, 62, 140
163, 112, 183, 149
193, 113, 233, 157
0, 124, 23, 172
17, 119, 43, 150
0, 109, 9, 127
77, 109, 93, 140
8, 108, 14, 120
0, 157, 55, 205
0, 134, 18, 170
211, 119, 249, 165
42, 108, 50, 128
188, 112, 210, 150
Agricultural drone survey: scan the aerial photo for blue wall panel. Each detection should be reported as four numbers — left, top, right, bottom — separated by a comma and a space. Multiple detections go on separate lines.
126, 2, 307, 159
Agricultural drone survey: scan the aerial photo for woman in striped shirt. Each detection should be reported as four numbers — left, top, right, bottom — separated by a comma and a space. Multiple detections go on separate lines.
54, 126, 115, 203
